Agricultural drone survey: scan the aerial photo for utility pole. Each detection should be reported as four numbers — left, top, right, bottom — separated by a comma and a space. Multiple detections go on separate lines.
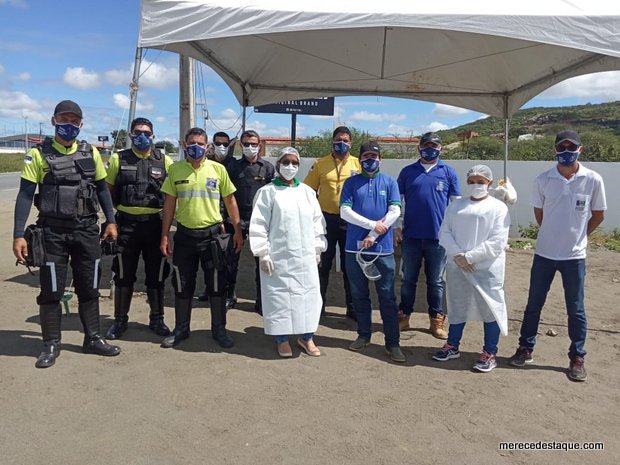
179, 55, 195, 140
126, 46, 143, 148
39, 122, 43, 142
23, 116, 28, 152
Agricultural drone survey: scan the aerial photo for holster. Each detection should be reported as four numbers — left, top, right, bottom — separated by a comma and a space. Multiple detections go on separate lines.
24, 224, 46, 267
210, 233, 233, 271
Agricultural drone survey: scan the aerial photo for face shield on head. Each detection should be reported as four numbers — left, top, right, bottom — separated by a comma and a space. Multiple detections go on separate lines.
356, 247, 382, 281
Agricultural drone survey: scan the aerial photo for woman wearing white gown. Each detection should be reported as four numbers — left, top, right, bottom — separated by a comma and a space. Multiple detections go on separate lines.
249, 147, 327, 357
433, 165, 510, 372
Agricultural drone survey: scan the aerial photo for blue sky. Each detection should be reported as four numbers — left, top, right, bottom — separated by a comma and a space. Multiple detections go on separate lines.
1, 0, 620, 145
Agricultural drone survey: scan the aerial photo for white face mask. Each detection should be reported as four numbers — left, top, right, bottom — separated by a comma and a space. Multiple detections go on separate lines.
468, 183, 489, 199
242, 145, 260, 160
213, 145, 228, 160
279, 164, 298, 181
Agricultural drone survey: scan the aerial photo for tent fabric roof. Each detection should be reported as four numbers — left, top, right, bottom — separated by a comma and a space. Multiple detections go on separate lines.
139, 1, 620, 117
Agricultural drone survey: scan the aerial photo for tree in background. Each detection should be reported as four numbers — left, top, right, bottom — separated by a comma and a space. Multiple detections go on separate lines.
293, 127, 373, 158
111, 129, 127, 151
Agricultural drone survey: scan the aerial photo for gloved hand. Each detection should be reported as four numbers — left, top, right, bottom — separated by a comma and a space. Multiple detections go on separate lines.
491, 178, 518, 205
259, 254, 274, 276
454, 253, 474, 273
316, 254, 321, 265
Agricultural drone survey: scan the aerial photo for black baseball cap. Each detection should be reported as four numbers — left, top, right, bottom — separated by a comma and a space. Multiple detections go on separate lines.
360, 140, 381, 156
420, 132, 441, 145
54, 100, 82, 118
131, 117, 153, 132
555, 130, 581, 146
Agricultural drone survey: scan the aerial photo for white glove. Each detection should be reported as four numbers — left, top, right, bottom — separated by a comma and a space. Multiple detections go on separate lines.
454, 253, 474, 273
491, 178, 518, 205
316, 254, 321, 265
259, 255, 274, 276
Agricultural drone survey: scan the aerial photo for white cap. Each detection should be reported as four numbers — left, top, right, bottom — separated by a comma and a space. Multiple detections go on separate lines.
466, 164, 493, 181
276, 146, 300, 162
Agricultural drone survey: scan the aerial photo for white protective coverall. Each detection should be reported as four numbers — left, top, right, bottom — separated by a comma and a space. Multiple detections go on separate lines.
438, 196, 511, 335
249, 181, 327, 335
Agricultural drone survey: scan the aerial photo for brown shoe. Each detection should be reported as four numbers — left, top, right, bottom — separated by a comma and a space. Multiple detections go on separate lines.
429, 314, 448, 340
398, 310, 411, 331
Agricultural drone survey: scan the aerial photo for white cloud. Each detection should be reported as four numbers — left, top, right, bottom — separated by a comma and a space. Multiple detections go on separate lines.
112, 93, 154, 111
428, 121, 450, 132
350, 110, 407, 123
0, 0, 27, 7
538, 71, 620, 100
155, 116, 166, 123
63, 67, 101, 89
105, 60, 178, 90
432, 103, 471, 117
0, 89, 47, 121
15, 71, 30, 81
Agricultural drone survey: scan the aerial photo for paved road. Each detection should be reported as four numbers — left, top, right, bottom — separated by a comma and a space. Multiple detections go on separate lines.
0, 172, 20, 194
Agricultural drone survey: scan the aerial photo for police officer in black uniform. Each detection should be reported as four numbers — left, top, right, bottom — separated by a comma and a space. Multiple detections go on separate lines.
227, 130, 275, 313
104, 117, 173, 339
13, 100, 121, 368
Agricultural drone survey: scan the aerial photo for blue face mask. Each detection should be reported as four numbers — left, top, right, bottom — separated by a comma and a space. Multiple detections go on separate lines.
361, 158, 380, 174
186, 143, 206, 160
332, 141, 351, 157
131, 133, 152, 151
556, 150, 580, 165
55, 123, 80, 141
419, 146, 441, 161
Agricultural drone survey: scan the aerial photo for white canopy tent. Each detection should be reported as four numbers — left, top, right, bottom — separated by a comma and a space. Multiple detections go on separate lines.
137, 0, 620, 173
139, 0, 620, 116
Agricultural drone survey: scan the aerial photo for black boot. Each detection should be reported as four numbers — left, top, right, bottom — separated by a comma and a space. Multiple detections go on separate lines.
79, 298, 121, 356
105, 286, 132, 339
210, 295, 234, 348
147, 287, 171, 336
161, 297, 192, 348
225, 285, 237, 310
35, 303, 62, 368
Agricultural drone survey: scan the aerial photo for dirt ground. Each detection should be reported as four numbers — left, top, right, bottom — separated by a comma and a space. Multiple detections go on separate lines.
1, 197, 619, 465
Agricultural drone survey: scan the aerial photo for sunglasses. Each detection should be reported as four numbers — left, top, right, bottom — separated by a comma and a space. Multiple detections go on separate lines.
132, 130, 153, 138
556, 142, 580, 151
280, 160, 299, 166
214, 142, 230, 148
241, 142, 259, 148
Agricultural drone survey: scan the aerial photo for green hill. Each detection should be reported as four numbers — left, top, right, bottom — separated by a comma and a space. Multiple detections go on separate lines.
434, 101, 620, 161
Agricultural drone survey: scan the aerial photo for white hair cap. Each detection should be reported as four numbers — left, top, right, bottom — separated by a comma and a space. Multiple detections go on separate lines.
466, 164, 493, 181
277, 146, 300, 162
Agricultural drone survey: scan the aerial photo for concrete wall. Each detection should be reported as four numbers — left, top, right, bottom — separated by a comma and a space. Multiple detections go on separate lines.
264, 157, 618, 235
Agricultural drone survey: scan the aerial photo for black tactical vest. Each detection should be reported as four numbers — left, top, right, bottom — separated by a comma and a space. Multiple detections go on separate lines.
114, 148, 166, 208
36, 138, 100, 221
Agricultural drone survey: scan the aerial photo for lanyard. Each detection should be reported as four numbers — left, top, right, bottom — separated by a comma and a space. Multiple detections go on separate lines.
332, 155, 347, 194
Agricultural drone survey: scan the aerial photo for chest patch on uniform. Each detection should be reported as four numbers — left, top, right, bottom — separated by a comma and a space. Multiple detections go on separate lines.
24, 155, 33, 164
206, 178, 218, 189
175, 180, 189, 185
379, 190, 387, 196
436, 180, 446, 191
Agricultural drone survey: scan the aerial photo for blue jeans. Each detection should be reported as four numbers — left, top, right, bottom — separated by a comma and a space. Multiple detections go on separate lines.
275, 333, 313, 343
447, 321, 501, 355
399, 238, 446, 317
518, 254, 587, 358
345, 253, 400, 348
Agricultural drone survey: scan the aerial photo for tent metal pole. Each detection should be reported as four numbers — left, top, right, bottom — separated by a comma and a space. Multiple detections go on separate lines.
503, 94, 509, 179
127, 47, 142, 148
242, 88, 247, 134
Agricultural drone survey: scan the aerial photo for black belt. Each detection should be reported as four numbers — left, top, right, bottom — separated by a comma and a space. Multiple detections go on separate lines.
176, 222, 222, 238
38, 215, 98, 229
117, 211, 161, 223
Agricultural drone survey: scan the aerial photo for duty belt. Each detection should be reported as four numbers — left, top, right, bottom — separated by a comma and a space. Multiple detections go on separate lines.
118, 211, 161, 223
38, 215, 98, 229
176, 222, 222, 238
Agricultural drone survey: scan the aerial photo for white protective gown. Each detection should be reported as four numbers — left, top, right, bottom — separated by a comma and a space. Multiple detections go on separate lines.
249, 181, 327, 335
439, 196, 511, 335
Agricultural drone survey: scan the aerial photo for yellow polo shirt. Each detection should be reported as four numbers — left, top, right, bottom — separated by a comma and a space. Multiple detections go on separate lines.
21, 139, 107, 183
161, 158, 236, 229
303, 154, 360, 214
106, 149, 174, 215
